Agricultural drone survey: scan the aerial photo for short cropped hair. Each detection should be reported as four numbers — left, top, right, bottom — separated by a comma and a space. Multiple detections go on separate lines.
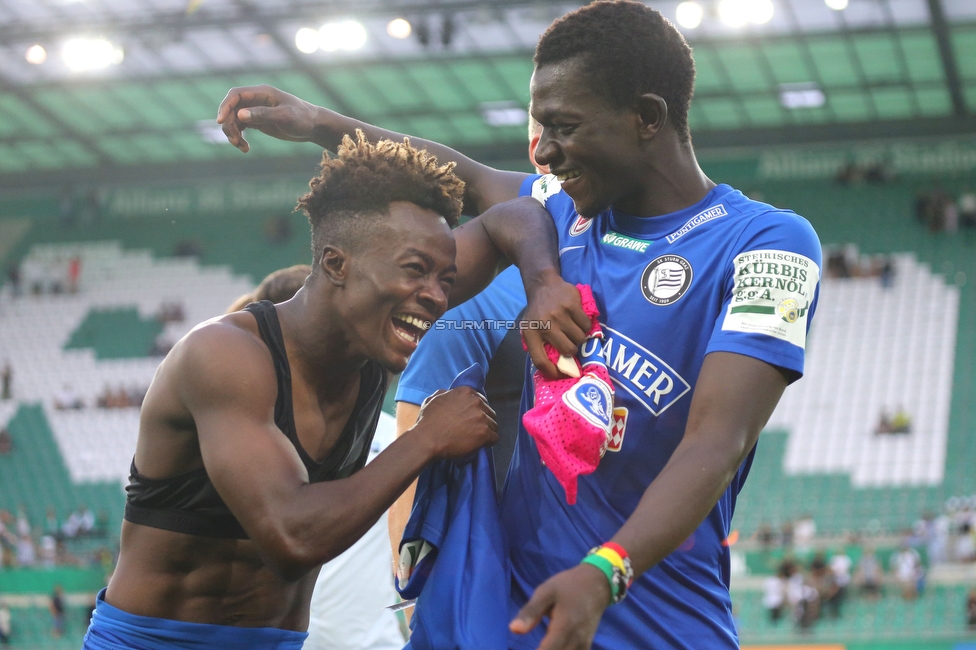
535, 0, 696, 141
225, 264, 312, 313
297, 130, 465, 265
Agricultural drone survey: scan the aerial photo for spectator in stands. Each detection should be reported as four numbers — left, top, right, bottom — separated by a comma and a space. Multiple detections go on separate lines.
960, 188, 976, 230
780, 521, 795, 548
172, 238, 203, 258
828, 548, 852, 616
15, 506, 30, 538
0, 428, 11, 456
857, 546, 883, 600
786, 561, 819, 631
879, 256, 894, 289
16, 534, 35, 567
67, 256, 81, 293
810, 553, 840, 619
53, 384, 83, 410
94, 510, 110, 538
1, 362, 11, 400
77, 505, 95, 536
39, 535, 57, 569
794, 514, 816, 553
892, 539, 923, 600
891, 407, 912, 434
50, 585, 65, 638
43, 507, 60, 541
156, 301, 185, 324
955, 522, 976, 562
762, 562, 789, 624
0, 600, 10, 645
967, 588, 976, 629
5, 265, 21, 298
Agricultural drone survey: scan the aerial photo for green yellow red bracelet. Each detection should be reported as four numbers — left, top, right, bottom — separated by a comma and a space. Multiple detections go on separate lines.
581, 543, 634, 604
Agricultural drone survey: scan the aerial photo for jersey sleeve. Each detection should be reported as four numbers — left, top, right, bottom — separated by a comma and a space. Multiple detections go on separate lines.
519, 173, 582, 249
395, 268, 527, 406
705, 210, 822, 381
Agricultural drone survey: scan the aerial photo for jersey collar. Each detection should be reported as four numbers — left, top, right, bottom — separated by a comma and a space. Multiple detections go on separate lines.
607, 184, 736, 241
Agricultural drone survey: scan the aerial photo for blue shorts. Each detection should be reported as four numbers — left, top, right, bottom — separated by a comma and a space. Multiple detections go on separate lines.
83, 589, 308, 649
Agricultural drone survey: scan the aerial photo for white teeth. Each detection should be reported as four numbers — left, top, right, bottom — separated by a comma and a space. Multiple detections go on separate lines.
556, 170, 581, 182
393, 314, 429, 330
393, 327, 419, 344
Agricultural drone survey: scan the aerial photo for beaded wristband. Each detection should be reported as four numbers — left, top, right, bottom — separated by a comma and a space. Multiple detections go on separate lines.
581, 553, 616, 603
581, 544, 634, 604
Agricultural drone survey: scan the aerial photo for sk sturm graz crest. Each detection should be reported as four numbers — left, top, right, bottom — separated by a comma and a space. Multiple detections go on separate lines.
640, 255, 693, 305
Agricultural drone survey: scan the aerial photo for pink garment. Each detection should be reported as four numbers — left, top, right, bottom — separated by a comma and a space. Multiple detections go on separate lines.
522, 285, 614, 504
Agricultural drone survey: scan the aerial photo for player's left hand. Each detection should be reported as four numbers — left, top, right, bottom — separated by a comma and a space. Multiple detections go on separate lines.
509, 563, 611, 650
522, 271, 591, 379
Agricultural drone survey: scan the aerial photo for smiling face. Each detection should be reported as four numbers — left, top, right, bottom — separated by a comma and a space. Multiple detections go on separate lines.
530, 57, 651, 218
335, 201, 457, 372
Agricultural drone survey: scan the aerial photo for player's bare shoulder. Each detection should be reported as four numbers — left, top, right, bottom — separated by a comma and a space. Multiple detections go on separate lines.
147, 312, 279, 418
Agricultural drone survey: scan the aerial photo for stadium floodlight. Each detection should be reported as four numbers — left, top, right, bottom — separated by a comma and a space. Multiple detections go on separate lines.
62, 37, 123, 72
319, 20, 368, 52
779, 82, 826, 109
387, 18, 412, 39
675, 2, 703, 29
481, 101, 528, 127
719, 0, 774, 27
825, 0, 849, 10
295, 27, 319, 54
26, 44, 47, 64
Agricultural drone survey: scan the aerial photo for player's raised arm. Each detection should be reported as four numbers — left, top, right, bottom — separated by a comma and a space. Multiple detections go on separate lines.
175, 323, 497, 580
511, 352, 789, 649
451, 196, 592, 378
216, 85, 528, 215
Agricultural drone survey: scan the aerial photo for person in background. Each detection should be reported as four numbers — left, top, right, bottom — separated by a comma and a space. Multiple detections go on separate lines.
892, 540, 923, 600
967, 587, 976, 628
1, 362, 11, 400
762, 562, 788, 624
857, 546, 883, 600
828, 548, 852, 616
0, 428, 11, 456
959, 188, 976, 229
0, 600, 11, 645
50, 585, 65, 639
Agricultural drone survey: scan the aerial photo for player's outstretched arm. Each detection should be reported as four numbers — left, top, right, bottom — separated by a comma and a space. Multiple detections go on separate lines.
451, 196, 592, 378
175, 324, 497, 581
216, 85, 528, 215
510, 352, 788, 650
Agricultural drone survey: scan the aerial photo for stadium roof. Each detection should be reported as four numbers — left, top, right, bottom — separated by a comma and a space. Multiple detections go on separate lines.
1, 0, 975, 186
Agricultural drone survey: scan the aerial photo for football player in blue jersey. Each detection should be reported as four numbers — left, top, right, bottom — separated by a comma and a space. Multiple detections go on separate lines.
217, 2, 822, 648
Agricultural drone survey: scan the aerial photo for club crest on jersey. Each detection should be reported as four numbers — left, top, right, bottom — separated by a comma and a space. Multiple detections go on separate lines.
640, 255, 693, 305
606, 407, 628, 453
561, 376, 613, 429
569, 215, 593, 236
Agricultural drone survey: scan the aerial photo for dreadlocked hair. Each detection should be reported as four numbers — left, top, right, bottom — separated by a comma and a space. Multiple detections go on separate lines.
297, 130, 465, 263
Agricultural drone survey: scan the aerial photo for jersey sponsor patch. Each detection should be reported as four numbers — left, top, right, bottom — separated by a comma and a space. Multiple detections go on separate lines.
601, 231, 651, 253
640, 255, 693, 305
530, 174, 561, 206
665, 204, 728, 244
598, 326, 691, 417
569, 214, 592, 236
722, 249, 820, 348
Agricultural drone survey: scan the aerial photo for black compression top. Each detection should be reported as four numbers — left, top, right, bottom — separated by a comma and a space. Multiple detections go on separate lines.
123, 300, 388, 539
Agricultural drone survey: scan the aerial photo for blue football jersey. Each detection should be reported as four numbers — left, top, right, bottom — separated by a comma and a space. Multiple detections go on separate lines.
503, 175, 822, 649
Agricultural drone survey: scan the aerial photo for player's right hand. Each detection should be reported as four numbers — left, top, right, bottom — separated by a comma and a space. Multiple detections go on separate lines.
217, 85, 322, 153
412, 387, 498, 459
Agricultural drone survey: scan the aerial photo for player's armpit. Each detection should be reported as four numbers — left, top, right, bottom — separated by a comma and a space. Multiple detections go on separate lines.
611, 352, 788, 576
